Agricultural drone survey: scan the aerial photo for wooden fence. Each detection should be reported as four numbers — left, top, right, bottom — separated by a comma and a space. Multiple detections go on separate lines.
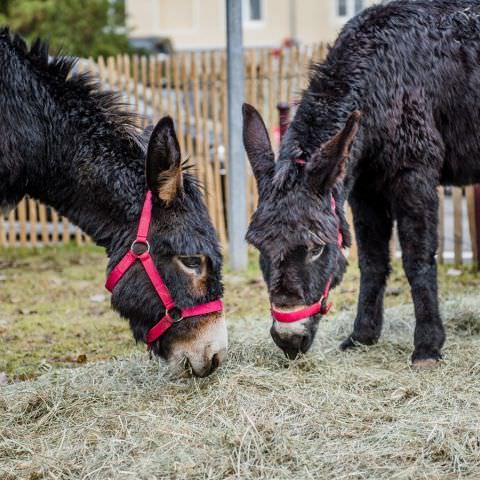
0, 45, 478, 265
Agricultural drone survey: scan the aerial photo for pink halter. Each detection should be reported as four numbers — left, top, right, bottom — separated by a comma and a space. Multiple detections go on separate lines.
105, 191, 224, 346
270, 166, 343, 323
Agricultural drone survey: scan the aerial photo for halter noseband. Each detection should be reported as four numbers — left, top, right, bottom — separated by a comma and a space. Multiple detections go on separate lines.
105, 191, 224, 347
270, 158, 343, 324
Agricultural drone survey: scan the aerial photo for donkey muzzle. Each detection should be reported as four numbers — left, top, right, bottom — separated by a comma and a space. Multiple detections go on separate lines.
270, 305, 320, 359
167, 314, 228, 377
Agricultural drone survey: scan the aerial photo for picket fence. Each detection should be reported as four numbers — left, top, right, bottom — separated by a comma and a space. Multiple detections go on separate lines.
1, 45, 478, 265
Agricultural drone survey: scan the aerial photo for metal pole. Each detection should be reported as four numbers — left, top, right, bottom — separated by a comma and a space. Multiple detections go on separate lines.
226, 0, 247, 270
289, 0, 297, 45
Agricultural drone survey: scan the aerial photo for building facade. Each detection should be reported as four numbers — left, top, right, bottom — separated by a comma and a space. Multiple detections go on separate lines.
126, 0, 380, 51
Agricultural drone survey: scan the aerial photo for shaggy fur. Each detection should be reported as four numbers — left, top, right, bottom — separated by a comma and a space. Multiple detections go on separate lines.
244, 0, 480, 362
0, 29, 223, 370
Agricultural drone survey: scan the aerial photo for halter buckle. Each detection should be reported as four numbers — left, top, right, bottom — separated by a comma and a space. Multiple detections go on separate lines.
320, 298, 332, 315
131, 239, 150, 257
166, 306, 184, 323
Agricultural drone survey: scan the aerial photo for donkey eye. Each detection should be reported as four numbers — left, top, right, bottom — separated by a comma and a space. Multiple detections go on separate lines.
178, 256, 203, 271
309, 246, 325, 261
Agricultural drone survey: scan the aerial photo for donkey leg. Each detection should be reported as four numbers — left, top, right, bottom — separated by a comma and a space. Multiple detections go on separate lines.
393, 173, 445, 365
341, 186, 393, 350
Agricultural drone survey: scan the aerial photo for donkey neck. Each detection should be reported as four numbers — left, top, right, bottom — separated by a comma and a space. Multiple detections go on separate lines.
280, 83, 365, 202
286, 94, 359, 154
25, 125, 147, 251
0, 30, 148, 251
281, 21, 371, 177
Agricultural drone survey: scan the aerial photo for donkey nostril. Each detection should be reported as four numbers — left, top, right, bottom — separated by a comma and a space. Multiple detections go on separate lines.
183, 356, 193, 374
300, 334, 313, 353
280, 335, 304, 360
209, 353, 220, 374
187, 353, 221, 378
271, 330, 313, 360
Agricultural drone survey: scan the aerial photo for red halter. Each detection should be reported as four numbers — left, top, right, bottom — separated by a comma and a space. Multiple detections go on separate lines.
105, 191, 224, 347
271, 161, 343, 323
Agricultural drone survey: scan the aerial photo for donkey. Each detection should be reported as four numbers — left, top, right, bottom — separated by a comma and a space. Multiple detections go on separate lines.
243, 0, 480, 366
0, 29, 226, 377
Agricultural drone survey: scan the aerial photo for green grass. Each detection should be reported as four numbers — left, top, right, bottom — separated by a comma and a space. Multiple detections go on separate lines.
0, 246, 479, 380
0, 246, 136, 380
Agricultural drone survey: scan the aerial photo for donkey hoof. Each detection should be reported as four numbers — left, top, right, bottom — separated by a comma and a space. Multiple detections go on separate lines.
340, 336, 357, 350
340, 334, 378, 351
411, 358, 441, 369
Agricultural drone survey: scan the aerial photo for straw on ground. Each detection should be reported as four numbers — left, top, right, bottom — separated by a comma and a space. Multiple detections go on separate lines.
2, 293, 480, 478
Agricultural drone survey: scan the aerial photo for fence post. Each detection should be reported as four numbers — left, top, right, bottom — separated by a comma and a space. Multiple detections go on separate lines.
453, 187, 463, 265
226, 0, 247, 270
438, 187, 445, 264
467, 186, 478, 267
277, 101, 290, 140
474, 185, 480, 269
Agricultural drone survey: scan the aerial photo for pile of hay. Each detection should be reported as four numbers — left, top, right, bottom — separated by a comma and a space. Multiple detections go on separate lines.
1, 296, 480, 479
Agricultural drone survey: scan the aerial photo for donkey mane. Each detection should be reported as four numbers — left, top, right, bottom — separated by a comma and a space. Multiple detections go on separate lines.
0, 27, 145, 151
0, 27, 159, 247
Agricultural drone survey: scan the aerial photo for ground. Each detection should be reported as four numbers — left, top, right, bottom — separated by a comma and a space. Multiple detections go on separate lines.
1, 247, 480, 478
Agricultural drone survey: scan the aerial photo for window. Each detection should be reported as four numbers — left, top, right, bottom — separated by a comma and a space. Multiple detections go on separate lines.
243, 0, 263, 24
354, 0, 364, 14
336, 0, 365, 18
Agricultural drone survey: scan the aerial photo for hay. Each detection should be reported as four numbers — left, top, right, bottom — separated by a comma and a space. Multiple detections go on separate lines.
1, 296, 480, 479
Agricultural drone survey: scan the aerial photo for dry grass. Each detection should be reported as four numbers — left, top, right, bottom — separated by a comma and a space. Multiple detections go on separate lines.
2, 294, 480, 478
2, 246, 478, 380
1, 247, 480, 479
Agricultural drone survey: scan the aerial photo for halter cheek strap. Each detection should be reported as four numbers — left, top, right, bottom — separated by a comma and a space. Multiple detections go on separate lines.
105, 191, 224, 347
270, 191, 343, 323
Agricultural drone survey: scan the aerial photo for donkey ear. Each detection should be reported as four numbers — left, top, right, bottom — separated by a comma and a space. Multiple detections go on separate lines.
145, 116, 183, 205
307, 111, 361, 193
242, 103, 274, 195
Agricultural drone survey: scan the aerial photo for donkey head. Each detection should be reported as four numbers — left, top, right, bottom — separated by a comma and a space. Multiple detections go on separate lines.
108, 117, 226, 377
243, 104, 360, 359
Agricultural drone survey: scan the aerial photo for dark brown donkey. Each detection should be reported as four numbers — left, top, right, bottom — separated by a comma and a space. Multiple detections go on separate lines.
243, 0, 480, 366
0, 29, 226, 377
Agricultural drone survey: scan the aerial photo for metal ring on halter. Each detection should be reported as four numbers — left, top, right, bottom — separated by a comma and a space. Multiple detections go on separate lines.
166, 306, 184, 323
130, 239, 150, 257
